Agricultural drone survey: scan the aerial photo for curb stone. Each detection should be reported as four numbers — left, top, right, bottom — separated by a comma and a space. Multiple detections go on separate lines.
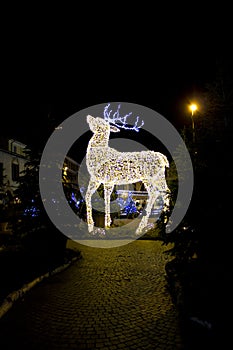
0, 256, 79, 319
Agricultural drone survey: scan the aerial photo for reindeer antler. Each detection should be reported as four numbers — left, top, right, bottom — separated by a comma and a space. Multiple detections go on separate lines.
103, 103, 144, 132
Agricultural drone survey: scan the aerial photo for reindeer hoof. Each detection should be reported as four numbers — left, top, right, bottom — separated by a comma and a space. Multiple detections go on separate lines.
136, 223, 155, 235
88, 224, 94, 233
136, 227, 143, 235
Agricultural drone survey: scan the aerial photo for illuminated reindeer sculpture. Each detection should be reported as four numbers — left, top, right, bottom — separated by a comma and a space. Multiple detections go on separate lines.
85, 104, 170, 235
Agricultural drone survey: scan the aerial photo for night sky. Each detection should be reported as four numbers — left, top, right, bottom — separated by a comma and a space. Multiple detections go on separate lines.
1, 51, 226, 151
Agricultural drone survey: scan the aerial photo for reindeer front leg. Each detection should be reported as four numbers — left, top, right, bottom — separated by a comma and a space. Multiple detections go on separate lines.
85, 179, 101, 232
104, 184, 114, 228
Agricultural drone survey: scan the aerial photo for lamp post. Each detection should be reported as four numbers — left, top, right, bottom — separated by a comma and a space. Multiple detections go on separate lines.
189, 103, 197, 143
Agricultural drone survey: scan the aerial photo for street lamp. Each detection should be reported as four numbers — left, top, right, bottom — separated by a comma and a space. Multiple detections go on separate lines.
189, 103, 197, 143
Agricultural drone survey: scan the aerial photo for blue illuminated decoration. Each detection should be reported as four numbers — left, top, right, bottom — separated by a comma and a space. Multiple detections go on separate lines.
24, 206, 40, 217
70, 192, 82, 209
104, 103, 144, 132
123, 193, 138, 215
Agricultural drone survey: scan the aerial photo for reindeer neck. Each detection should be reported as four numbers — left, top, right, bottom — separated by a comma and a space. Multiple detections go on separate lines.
88, 131, 110, 149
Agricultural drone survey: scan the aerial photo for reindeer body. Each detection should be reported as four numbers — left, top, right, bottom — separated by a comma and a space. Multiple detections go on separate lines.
85, 115, 169, 234
88, 147, 168, 185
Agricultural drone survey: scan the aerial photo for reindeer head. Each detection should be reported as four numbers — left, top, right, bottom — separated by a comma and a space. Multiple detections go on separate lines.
87, 115, 120, 134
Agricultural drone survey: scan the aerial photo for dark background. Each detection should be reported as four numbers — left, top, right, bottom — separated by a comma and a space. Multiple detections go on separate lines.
2, 51, 221, 149
2, 2, 232, 148
1, 10, 233, 347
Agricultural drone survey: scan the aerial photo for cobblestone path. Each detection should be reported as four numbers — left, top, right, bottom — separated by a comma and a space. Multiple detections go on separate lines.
0, 240, 184, 349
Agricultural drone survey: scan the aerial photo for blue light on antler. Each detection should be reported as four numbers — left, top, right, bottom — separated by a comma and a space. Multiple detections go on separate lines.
103, 103, 144, 132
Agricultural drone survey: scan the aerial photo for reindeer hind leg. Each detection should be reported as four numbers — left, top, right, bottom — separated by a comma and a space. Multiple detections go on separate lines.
136, 180, 158, 235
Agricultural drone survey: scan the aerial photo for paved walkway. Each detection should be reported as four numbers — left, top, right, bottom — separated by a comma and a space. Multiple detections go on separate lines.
0, 240, 184, 349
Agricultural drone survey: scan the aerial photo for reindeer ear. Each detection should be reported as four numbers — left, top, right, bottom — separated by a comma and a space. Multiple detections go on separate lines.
110, 125, 120, 133
87, 115, 94, 124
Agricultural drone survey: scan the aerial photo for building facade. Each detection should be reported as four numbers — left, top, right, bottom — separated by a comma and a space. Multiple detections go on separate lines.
0, 137, 81, 206
0, 138, 28, 200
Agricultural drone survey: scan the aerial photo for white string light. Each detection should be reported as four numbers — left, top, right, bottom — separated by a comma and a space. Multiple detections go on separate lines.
85, 108, 170, 235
